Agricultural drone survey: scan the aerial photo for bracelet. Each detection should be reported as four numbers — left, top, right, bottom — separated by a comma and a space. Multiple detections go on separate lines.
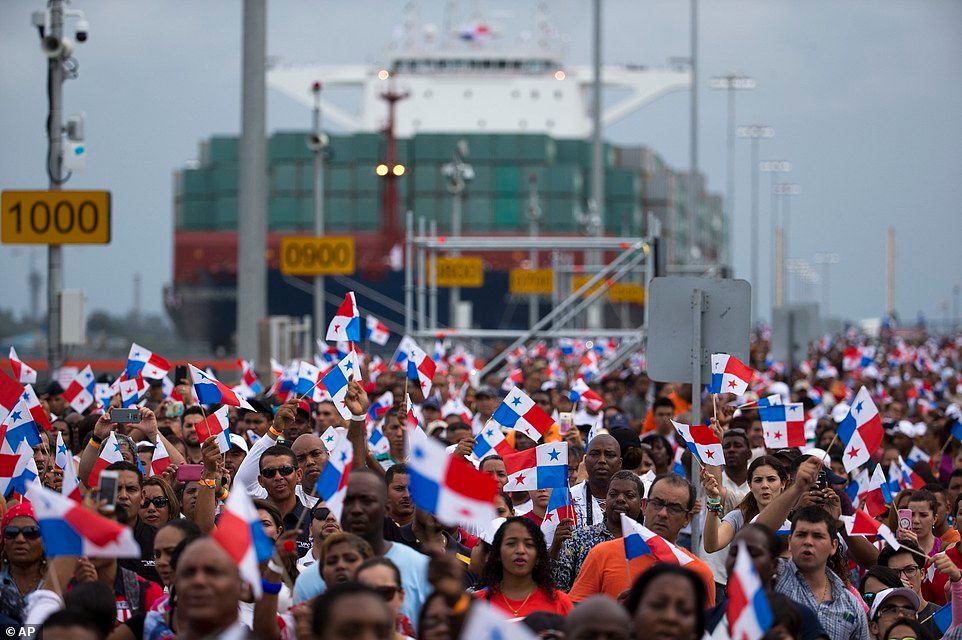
261, 579, 282, 595
268, 426, 283, 439
350, 413, 367, 422
267, 558, 285, 575
198, 478, 217, 488
705, 497, 721, 507
451, 593, 470, 615
89, 434, 103, 447
217, 487, 230, 501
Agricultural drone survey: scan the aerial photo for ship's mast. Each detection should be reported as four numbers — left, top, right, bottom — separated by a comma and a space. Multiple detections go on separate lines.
379, 87, 409, 250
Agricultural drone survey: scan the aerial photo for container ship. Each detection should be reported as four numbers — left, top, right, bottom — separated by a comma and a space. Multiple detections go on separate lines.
165, 10, 727, 351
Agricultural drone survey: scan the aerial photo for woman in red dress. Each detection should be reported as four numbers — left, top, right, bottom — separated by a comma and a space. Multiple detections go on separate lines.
474, 516, 572, 618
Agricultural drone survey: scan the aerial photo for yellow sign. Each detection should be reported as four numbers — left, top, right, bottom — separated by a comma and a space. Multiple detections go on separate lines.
509, 269, 554, 295
2, 190, 111, 244
572, 275, 645, 305
280, 236, 356, 275
433, 257, 483, 288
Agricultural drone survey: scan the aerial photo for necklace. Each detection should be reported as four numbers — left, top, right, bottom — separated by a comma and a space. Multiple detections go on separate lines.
500, 586, 537, 616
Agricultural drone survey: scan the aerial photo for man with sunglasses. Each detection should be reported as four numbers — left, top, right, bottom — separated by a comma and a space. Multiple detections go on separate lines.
103, 461, 165, 584
297, 503, 341, 573
568, 472, 716, 604
257, 444, 312, 558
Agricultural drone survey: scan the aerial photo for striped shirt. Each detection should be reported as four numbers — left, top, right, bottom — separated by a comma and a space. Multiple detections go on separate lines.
775, 559, 868, 640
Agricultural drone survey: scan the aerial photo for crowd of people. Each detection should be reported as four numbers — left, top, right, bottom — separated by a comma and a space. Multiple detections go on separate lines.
4, 325, 962, 640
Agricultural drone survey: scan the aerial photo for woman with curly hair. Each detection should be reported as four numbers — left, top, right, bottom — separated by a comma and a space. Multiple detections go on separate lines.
474, 516, 572, 617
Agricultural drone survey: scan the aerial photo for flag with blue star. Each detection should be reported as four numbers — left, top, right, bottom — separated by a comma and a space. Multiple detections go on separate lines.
502, 442, 569, 491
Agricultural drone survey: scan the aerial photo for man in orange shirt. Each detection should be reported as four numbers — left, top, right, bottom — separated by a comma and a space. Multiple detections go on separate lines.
567, 473, 716, 606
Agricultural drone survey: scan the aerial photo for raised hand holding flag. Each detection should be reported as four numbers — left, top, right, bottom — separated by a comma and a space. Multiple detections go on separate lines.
709, 353, 754, 396
837, 386, 883, 473
188, 364, 254, 411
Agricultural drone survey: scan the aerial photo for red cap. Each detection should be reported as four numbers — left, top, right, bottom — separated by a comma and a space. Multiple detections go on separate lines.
2, 501, 36, 530
297, 399, 312, 415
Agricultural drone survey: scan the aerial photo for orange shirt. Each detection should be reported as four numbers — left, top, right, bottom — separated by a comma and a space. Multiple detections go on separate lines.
942, 528, 961, 546
642, 392, 691, 434
474, 586, 573, 618
568, 537, 716, 606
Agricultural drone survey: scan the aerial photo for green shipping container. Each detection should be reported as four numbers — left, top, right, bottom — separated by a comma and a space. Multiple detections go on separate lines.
269, 196, 300, 229
181, 168, 210, 196
353, 164, 379, 193
208, 136, 238, 164
181, 196, 215, 229
494, 166, 521, 194
465, 195, 493, 231
493, 195, 522, 227
215, 195, 239, 227
271, 163, 298, 193
210, 163, 238, 193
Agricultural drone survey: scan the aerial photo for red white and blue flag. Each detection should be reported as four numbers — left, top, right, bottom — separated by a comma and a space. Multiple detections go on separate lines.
673, 419, 724, 466
442, 393, 473, 426
237, 359, 263, 395
295, 360, 325, 402
189, 364, 254, 411
211, 483, 276, 598
709, 354, 754, 396
621, 513, 694, 565
368, 391, 394, 422
407, 434, 499, 528
405, 343, 437, 396
195, 405, 231, 454
569, 378, 604, 412
322, 350, 360, 421
327, 292, 362, 343
125, 343, 170, 380
472, 421, 514, 460
28, 484, 140, 557
837, 386, 883, 473
314, 430, 353, 521
61, 452, 82, 503
895, 455, 926, 491
0, 441, 40, 497
0, 394, 42, 452
8, 348, 36, 384
119, 375, 147, 408
54, 431, 70, 471
541, 487, 577, 548
728, 540, 774, 640
63, 365, 97, 414
365, 315, 390, 346
0, 370, 22, 426
852, 465, 892, 518
20, 385, 51, 433
461, 599, 539, 638
150, 438, 172, 477
492, 387, 555, 443
88, 432, 124, 487
391, 335, 420, 371
503, 442, 568, 491
760, 403, 806, 448
842, 508, 900, 550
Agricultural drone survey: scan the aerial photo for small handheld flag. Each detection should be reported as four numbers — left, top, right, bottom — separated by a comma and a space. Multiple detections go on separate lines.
728, 540, 774, 640
541, 487, 577, 547
327, 292, 362, 343
189, 364, 255, 411
211, 484, 276, 598
63, 365, 96, 414
502, 442, 569, 491
28, 484, 141, 557
621, 513, 694, 565
195, 405, 231, 454
366, 315, 390, 346
314, 430, 353, 521
837, 386, 883, 473
8, 348, 36, 384
126, 343, 171, 380
492, 387, 555, 443
709, 353, 754, 396
672, 419, 724, 466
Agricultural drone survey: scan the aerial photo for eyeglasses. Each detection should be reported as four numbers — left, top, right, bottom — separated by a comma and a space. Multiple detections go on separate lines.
863, 591, 878, 604
312, 507, 332, 521
892, 565, 919, 578
142, 497, 170, 509
877, 605, 918, 619
261, 465, 296, 479
371, 585, 402, 601
647, 498, 689, 516
3, 525, 40, 541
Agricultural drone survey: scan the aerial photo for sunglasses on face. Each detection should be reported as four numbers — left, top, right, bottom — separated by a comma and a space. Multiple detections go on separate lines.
142, 497, 170, 509
3, 526, 40, 541
312, 507, 332, 521
262, 465, 296, 479
371, 585, 402, 601
648, 498, 689, 516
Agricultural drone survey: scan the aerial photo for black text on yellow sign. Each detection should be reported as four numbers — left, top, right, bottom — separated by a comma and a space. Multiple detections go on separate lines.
431, 257, 484, 288
2, 190, 111, 245
509, 269, 554, 295
571, 275, 646, 305
279, 236, 356, 276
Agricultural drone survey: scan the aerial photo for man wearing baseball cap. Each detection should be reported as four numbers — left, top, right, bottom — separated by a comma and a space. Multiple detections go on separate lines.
867, 588, 923, 639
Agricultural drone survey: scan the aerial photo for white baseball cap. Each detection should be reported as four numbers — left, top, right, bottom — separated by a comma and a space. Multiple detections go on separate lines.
229, 433, 249, 453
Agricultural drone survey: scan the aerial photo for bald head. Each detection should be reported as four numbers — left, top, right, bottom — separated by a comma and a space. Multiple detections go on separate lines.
588, 433, 620, 455
566, 595, 631, 640
292, 433, 328, 487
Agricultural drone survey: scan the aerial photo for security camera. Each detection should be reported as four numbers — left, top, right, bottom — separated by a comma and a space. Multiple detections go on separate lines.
306, 132, 328, 152
31, 11, 46, 38
41, 34, 63, 58
75, 19, 89, 42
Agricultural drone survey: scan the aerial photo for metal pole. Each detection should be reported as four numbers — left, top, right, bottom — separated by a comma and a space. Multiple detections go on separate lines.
528, 176, 540, 328
429, 219, 438, 332
588, 0, 605, 330
404, 210, 414, 337
784, 193, 792, 305
417, 216, 426, 332
46, 0, 65, 371
450, 177, 461, 326
769, 177, 778, 318
822, 262, 829, 316
725, 82, 735, 269
774, 226, 784, 308
689, 288, 704, 554
688, 0, 699, 262
312, 82, 326, 343
953, 285, 960, 332
237, 0, 268, 359
749, 136, 759, 323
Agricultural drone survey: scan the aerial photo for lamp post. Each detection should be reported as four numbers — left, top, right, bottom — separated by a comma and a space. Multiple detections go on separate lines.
773, 183, 801, 304
709, 74, 755, 269
760, 160, 791, 317
813, 252, 840, 316
736, 124, 774, 322
308, 81, 328, 342
442, 140, 473, 327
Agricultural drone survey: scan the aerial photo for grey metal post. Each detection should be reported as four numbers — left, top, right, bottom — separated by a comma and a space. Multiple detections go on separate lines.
588, 0, 604, 330
688, 0, 699, 262
46, 0, 65, 370
749, 136, 759, 323
784, 193, 792, 304
450, 181, 461, 326
770, 177, 779, 318
527, 176, 541, 327
429, 219, 438, 332
417, 216, 426, 332
689, 288, 704, 554
404, 211, 414, 337
237, 0, 267, 359
312, 82, 326, 343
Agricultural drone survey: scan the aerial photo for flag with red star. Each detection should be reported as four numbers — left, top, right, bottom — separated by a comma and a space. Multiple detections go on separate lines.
672, 419, 724, 466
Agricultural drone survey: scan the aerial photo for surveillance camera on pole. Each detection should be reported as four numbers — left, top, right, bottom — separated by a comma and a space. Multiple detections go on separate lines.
63, 113, 87, 171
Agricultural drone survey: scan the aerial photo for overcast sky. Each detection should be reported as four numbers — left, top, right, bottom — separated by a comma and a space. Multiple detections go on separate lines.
1, 0, 960, 326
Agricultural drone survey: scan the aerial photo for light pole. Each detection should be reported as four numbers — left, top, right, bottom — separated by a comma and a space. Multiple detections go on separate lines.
709, 74, 755, 269
774, 183, 801, 304
760, 160, 791, 317
308, 81, 328, 342
813, 252, 840, 316
526, 175, 541, 327
688, 0, 698, 265
736, 124, 774, 323
442, 141, 473, 327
